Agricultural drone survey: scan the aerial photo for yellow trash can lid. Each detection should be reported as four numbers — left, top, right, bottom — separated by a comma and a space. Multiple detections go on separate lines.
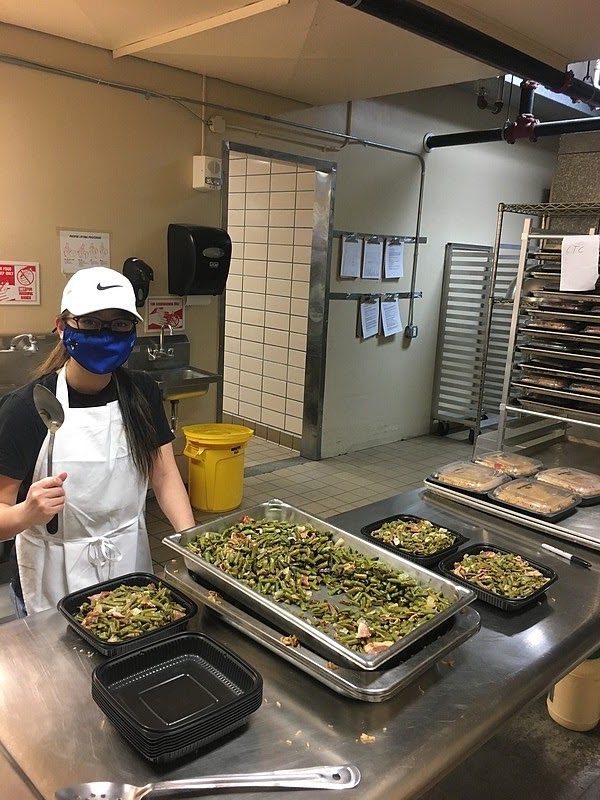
182, 423, 254, 447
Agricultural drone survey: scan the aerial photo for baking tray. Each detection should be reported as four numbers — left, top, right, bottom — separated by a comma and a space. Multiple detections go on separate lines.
57, 572, 198, 657
518, 345, 600, 366
524, 309, 600, 324
423, 479, 599, 552
358, 514, 468, 567
487, 481, 581, 523
514, 398, 600, 425
531, 289, 599, 303
517, 363, 600, 383
162, 500, 475, 672
437, 544, 558, 612
520, 327, 600, 345
164, 560, 481, 703
512, 382, 600, 407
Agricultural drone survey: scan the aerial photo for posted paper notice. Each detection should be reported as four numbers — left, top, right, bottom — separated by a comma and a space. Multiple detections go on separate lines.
60, 230, 111, 274
560, 235, 600, 292
362, 238, 383, 279
384, 240, 404, 278
0, 261, 40, 304
381, 299, 402, 336
146, 296, 185, 331
359, 299, 380, 339
340, 235, 362, 278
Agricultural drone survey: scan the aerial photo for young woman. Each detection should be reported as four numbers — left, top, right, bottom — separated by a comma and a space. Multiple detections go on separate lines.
0, 267, 196, 615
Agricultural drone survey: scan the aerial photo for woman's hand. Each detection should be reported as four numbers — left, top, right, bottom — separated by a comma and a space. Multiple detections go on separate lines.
23, 472, 68, 526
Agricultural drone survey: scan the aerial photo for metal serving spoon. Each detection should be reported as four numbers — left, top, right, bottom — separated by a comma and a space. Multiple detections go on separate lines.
54, 765, 361, 800
32, 384, 65, 535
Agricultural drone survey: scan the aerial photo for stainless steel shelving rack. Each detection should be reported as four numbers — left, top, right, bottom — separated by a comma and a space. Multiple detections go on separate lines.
426, 202, 600, 552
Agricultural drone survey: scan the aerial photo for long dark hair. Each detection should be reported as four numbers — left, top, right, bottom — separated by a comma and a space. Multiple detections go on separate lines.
33, 338, 159, 481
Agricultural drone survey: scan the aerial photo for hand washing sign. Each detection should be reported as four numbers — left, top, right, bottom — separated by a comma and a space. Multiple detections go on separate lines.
60, 229, 110, 273
146, 296, 185, 332
0, 261, 40, 304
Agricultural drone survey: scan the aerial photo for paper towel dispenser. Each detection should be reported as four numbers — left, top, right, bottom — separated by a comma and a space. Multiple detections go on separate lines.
168, 224, 231, 296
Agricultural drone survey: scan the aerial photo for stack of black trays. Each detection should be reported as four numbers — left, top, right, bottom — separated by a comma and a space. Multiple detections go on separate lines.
91, 632, 263, 764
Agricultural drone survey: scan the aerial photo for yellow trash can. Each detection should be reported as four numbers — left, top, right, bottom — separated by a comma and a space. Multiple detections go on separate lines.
182, 423, 254, 512
547, 653, 600, 732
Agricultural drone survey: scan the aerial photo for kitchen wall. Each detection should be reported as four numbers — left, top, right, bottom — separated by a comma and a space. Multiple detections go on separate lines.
551, 131, 600, 201
1, 22, 558, 463
0, 23, 303, 466
275, 91, 557, 457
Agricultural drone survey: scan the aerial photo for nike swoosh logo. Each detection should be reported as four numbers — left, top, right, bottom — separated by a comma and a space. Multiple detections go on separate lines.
97, 283, 121, 290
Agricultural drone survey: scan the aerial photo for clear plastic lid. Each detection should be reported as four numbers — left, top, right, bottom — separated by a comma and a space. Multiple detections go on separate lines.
492, 478, 578, 515
432, 461, 509, 493
474, 451, 543, 478
536, 467, 600, 498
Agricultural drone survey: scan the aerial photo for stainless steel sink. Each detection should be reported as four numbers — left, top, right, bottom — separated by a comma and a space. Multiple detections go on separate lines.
144, 366, 219, 400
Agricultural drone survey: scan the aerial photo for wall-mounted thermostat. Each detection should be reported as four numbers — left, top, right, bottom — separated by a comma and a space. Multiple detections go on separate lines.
192, 155, 222, 191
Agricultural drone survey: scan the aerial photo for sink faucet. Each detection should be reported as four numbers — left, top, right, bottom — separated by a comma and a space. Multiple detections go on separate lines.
147, 324, 175, 361
9, 333, 38, 352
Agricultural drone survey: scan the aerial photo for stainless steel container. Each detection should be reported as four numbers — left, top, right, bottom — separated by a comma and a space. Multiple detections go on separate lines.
163, 499, 475, 671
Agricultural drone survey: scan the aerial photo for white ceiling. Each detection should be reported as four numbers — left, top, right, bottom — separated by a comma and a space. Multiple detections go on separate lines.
1, 0, 599, 105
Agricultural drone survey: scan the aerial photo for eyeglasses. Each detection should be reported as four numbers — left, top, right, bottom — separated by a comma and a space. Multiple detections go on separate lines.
66, 315, 138, 334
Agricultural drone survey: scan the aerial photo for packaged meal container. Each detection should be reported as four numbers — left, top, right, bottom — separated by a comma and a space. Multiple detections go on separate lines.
430, 461, 509, 494
536, 467, 600, 504
474, 451, 543, 478
490, 478, 580, 521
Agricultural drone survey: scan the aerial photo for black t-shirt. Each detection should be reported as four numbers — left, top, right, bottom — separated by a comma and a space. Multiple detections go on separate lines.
0, 369, 174, 598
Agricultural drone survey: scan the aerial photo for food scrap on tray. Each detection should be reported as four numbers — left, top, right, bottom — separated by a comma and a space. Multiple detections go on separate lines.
185, 517, 450, 653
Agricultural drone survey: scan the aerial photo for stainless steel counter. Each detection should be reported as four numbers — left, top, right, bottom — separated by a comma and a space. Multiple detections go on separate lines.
0, 489, 598, 800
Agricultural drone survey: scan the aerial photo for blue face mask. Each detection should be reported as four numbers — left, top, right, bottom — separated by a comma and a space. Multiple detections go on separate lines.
62, 326, 137, 375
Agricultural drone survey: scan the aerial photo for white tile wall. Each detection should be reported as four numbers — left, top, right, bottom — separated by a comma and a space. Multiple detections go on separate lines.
225, 154, 313, 438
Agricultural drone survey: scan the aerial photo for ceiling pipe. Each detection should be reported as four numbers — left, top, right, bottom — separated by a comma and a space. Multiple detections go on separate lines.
336, 0, 600, 108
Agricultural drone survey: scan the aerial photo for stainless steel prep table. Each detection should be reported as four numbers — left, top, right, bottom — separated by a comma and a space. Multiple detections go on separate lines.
0, 488, 598, 800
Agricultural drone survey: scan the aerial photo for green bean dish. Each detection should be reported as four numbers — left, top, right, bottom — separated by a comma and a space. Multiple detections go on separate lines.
186, 516, 451, 653
370, 518, 457, 555
450, 551, 549, 599
75, 583, 187, 642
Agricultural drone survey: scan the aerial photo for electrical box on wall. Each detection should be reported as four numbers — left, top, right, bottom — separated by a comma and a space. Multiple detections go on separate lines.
192, 155, 222, 191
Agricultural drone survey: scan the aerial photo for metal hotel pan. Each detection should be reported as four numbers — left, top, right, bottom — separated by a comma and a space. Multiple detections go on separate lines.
163, 500, 475, 671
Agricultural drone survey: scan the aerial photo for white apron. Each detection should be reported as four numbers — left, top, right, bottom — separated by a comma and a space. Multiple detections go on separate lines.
16, 367, 152, 614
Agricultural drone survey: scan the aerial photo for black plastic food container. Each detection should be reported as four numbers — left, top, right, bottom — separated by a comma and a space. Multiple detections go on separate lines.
438, 543, 558, 612
57, 572, 198, 657
359, 514, 469, 567
92, 632, 263, 763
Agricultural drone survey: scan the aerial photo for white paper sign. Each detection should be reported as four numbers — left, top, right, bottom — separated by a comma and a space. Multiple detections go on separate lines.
560, 235, 599, 292
146, 296, 185, 332
381, 299, 403, 336
384, 239, 404, 278
0, 261, 40, 305
340, 235, 362, 278
60, 230, 111, 274
359, 299, 380, 339
362, 238, 383, 279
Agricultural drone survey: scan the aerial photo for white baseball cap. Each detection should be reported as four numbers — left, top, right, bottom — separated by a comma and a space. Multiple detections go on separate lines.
61, 267, 143, 320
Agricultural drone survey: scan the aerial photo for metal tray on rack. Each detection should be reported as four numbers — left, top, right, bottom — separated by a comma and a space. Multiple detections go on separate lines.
517, 363, 600, 383
531, 289, 600, 303
513, 382, 600, 407
524, 309, 600, 324
518, 345, 600, 366
520, 328, 600, 344
163, 559, 481, 703
515, 397, 600, 424
162, 500, 475, 672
